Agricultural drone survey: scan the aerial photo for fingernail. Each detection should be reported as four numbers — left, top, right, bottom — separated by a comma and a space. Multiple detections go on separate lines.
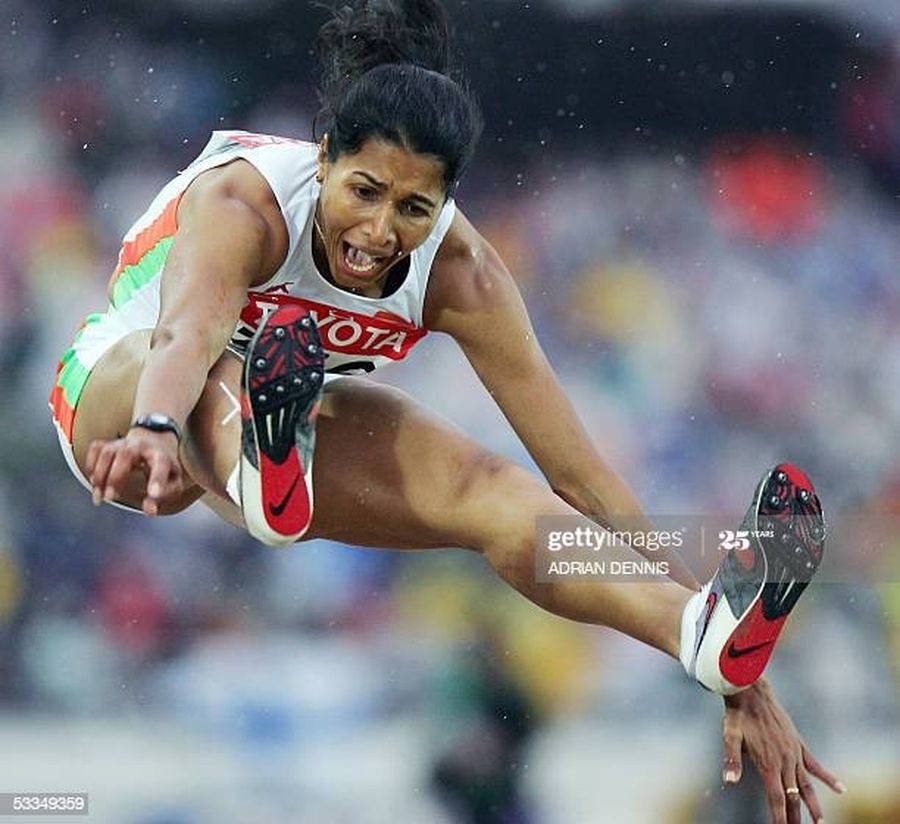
92, 488, 102, 506
148, 482, 160, 498
724, 769, 740, 783
835, 781, 847, 794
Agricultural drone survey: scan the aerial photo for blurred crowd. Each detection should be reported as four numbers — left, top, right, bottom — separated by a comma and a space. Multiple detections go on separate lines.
1, 2, 899, 823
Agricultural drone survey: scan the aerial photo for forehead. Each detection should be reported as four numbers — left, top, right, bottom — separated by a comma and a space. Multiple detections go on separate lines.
332, 139, 446, 198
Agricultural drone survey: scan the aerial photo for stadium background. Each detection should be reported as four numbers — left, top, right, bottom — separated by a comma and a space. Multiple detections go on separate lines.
1, 0, 899, 821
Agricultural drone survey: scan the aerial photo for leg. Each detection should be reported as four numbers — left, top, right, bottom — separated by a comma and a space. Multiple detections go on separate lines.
311, 381, 826, 691
72, 329, 246, 513
306, 376, 692, 658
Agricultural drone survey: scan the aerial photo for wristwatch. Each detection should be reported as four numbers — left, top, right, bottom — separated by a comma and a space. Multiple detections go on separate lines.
130, 413, 183, 443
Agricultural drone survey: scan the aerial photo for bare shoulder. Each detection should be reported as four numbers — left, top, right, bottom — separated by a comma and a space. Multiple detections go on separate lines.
180, 158, 277, 214
176, 159, 289, 287
424, 208, 523, 333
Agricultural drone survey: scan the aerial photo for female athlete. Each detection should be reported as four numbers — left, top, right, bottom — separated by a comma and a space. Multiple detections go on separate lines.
50, 2, 842, 821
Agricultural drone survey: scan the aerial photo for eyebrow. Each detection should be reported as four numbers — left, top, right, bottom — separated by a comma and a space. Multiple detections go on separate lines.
353, 170, 438, 210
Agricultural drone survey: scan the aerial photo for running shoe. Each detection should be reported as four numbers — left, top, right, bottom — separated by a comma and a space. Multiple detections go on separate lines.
680, 463, 826, 694
240, 305, 324, 546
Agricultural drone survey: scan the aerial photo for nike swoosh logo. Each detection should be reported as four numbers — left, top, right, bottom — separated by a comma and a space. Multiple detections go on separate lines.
727, 639, 773, 658
269, 472, 301, 517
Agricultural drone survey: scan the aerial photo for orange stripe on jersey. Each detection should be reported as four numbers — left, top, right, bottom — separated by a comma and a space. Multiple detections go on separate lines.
49, 313, 104, 442
49, 381, 75, 441
107, 193, 181, 295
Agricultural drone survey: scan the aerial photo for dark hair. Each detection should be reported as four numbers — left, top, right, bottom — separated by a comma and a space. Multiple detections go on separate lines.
314, 0, 482, 193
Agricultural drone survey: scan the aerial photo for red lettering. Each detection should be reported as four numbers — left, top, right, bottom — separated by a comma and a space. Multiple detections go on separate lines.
235, 293, 426, 366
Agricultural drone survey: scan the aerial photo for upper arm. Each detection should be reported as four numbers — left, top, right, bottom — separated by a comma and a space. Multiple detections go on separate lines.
154, 159, 288, 368
425, 213, 600, 492
424, 215, 688, 559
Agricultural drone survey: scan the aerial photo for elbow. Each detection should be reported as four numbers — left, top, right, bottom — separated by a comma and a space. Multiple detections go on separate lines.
149, 324, 175, 351
551, 480, 589, 514
550, 479, 614, 530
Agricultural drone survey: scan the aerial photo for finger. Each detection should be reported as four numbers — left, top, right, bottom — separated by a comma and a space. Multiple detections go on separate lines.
142, 494, 159, 517
721, 713, 743, 784
147, 449, 182, 499
104, 445, 140, 502
762, 777, 788, 824
88, 442, 117, 504
143, 451, 181, 517
144, 454, 166, 503
786, 793, 802, 824
796, 771, 826, 824
803, 743, 847, 795
84, 439, 101, 477
781, 769, 802, 824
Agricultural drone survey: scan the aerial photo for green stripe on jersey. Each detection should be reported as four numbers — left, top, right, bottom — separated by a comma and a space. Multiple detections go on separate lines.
56, 312, 105, 407
112, 236, 173, 308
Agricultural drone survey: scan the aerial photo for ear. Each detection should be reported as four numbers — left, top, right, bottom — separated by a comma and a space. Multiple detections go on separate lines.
316, 134, 330, 182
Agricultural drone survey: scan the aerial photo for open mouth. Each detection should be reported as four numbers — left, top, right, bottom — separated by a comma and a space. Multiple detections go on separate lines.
342, 241, 385, 276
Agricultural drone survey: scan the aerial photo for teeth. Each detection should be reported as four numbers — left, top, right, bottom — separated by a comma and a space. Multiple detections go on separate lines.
345, 245, 379, 273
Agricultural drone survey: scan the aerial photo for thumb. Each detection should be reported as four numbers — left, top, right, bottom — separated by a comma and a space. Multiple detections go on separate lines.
722, 715, 744, 785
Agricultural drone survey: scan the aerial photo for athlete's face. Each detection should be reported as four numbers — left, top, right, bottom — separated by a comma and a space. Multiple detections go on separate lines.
314, 136, 447, 296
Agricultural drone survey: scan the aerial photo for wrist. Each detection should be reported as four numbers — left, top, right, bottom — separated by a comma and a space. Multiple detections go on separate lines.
724, 677, 770, 707
130, 413, 183, 443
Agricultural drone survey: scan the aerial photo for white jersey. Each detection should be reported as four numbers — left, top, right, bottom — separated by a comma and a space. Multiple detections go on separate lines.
147, 130, 456, 374
51, 130, 455, 442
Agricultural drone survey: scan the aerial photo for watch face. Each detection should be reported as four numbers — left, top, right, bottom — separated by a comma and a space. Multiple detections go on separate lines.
133, 414, 182, 441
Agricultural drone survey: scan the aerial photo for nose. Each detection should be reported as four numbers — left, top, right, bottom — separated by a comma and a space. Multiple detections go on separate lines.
362, 204, 396, 251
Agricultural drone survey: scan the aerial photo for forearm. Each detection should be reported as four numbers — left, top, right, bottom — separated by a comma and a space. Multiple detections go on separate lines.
554, 462, 701, 591
443, 251, 700, 589
125, 159, 283, 431
132, 326, 219, 430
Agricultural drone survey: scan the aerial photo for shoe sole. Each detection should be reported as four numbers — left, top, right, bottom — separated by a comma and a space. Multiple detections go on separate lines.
716, 462, 826, 689
240, 305, 324, 546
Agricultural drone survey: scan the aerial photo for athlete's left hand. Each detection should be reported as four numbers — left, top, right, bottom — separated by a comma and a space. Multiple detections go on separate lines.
721, 677, 845, 824
86, 427, 184, 517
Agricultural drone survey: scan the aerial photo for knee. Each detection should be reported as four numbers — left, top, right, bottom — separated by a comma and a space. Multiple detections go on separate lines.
452, 450, 546, 557
453, 448, 532, 511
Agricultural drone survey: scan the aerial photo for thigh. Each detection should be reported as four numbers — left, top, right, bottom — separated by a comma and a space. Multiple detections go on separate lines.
307, 377, 565, 551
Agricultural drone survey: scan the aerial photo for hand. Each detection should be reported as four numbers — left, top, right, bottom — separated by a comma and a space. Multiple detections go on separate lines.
86, 428, 184, 516
721, 677, 846, 824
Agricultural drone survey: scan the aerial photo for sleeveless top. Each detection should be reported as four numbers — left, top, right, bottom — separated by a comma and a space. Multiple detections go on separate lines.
49, 130, 456, 441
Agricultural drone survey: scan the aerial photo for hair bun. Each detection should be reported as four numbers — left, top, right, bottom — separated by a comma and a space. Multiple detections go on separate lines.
316, 0, 456, 104
313, 0, 481, 193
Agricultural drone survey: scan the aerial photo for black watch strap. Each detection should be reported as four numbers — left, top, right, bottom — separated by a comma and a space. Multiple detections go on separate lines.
131, 413, 183, 443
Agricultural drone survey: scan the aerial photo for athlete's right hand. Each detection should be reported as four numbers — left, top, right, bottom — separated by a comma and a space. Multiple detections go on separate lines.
86, 428, 184, 517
